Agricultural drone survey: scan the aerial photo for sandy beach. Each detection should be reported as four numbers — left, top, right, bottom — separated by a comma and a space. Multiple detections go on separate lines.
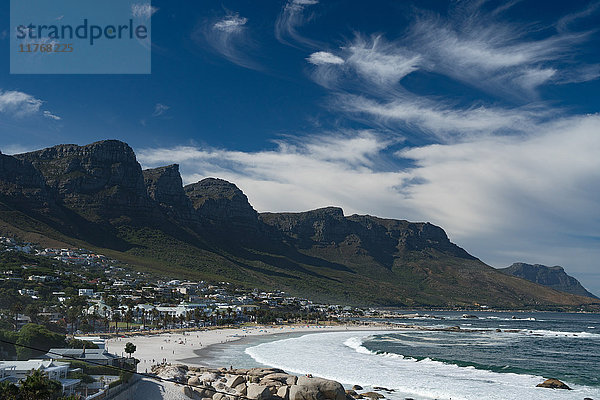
107, 324, 389, 369
106, 324, 393, 399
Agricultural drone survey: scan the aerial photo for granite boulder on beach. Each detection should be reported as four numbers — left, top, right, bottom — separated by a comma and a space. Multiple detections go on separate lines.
152, 365, 353, 400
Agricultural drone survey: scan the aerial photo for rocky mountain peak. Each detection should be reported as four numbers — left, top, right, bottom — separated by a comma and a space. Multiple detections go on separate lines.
184, 178, 259, 229
13, 140, 151, 220
499, 262, 598, 299
143, 164, 191, 214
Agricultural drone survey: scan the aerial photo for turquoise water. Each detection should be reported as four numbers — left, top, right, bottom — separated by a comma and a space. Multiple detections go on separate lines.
236, 312, 600, 400
364, 311, 600, 387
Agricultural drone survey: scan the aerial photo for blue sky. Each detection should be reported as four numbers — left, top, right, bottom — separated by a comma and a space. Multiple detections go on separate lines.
1, 0, 600, 294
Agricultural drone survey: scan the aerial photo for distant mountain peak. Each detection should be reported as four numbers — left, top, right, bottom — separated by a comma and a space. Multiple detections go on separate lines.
499, 262, 598, 299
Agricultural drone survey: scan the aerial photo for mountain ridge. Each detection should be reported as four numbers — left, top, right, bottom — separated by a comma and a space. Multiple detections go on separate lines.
499, 262, 598, 299
0, 140, 598, 309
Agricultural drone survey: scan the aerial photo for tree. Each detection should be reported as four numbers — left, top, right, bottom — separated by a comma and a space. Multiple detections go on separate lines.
124, 342, 136, 358
124, 309, 133, 331
0, 380, 20, 400
12, 303, 24, 331
15, 324, 67, 360
19, 369, 62, 400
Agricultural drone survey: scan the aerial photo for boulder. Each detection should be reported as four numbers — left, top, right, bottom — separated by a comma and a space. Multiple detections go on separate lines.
263, 373, 294, 383
188, 376, 201, 386
156, 365, 187, 382
361, 392, 384, 399
296, 377, 345, 400
226, 375, 246, 388
234, 383, 248, 395
200, 372, 221, 383
247, 383, 273, 400
183, 386, 196, 399
261, 379, 284, 387
536, 378, 572, 390
277, 385, 290, 400
351, 386, 363, 391
286, 376, 298, 386
345, 390, 358, 397
247, 368, 286, 378
194, 386, 216, 398
289, 384, 323, 400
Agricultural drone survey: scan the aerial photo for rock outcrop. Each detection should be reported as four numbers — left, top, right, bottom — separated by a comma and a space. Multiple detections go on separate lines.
536, 378, 571, 390
499, 263, 598, 299
0, 152, 48, 208
260, 207, 475, 260
184, 178, 261, 232
143, 164, 193, 220
151, 366, 347, 400
14, 140, 154, 220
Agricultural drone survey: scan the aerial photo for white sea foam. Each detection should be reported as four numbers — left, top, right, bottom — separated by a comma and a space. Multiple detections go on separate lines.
245, 331, 600, 400
507, 329, 600, 338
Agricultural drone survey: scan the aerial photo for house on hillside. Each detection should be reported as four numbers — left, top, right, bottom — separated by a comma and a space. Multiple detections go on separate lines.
43, 348, 126, 368
0, 360, 80, 395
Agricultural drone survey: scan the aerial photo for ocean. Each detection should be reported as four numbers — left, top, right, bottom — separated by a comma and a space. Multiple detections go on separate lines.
206, 312, 600, 400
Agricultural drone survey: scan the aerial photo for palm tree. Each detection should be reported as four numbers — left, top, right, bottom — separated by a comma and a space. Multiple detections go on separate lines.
112, 312, 121, 333
151, 307, 159, 328
125, 309, 133, 331
19, 369, 61, 399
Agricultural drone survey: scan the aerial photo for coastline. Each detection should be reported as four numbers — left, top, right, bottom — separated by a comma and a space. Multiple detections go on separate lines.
106, 323, 395, 369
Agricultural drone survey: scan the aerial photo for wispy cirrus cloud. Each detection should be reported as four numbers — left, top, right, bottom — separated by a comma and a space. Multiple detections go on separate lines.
131, 3, 158, 19
193, 13, 260, 70
335, 94, 546, 141
152, 103, 170, 117
275, 0, 320, 47
307, 2, 599, 103
42, 110, 61, 120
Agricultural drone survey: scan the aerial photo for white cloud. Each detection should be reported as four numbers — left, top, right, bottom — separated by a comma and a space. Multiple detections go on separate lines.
131, 3, 158, 19
403, 6, 591, 97
138, 114, 600, 293
335, 94, 545, 141
0, 90, 43, 117
275, 0, 320, 47
307, 52, 344, 65
344, 35, 421, 85
138, 131, 409, 215
42, 110, 61, 120
193, 13, 260, 70
214, 15, 247, 33
152, 103, 170, 117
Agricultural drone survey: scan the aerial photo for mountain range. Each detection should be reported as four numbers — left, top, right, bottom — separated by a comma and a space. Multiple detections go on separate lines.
0, 140, 598, 309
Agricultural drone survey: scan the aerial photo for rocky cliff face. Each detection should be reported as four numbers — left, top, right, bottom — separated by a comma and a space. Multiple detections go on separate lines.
0, 151, 48, 208
260, 207, 474, 260
15, 140, 153, 221
143, 164, 192, 220
499, 263, 598, 298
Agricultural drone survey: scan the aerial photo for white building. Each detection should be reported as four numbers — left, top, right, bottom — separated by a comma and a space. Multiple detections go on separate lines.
0, 360, 80, 395
79, 288, 94, 297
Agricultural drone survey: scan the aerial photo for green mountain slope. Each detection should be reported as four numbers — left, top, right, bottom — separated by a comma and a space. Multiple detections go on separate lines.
1, 140, 598, 309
